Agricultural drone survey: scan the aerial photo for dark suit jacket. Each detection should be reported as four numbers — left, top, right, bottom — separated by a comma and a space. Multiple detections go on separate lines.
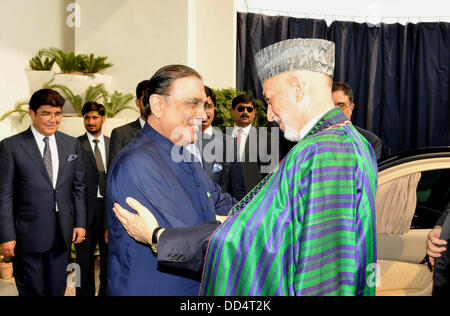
77, 134, 110, 228
108, 118, 142, 167
0, 128, 87, 253
355, 126, 382, 160
238, 127, 273, 194
201, 130, 246, 201
433, 204, 450, 295
157, 221, 220, 273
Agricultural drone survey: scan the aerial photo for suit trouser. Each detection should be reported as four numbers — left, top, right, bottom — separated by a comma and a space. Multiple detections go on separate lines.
12, 217, 69, 296
75, 198, 108, 296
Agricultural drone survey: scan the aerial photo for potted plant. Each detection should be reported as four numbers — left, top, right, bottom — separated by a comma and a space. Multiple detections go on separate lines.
26, 47, 114, 115
0, 249, 13, 280
26, 49, 56, 94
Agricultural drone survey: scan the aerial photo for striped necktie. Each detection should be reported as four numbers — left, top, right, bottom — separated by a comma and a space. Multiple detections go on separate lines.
43, 136, 53, 185
93, 139, 106, 197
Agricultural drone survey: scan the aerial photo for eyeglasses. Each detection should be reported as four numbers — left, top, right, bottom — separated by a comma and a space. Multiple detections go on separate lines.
36, 111, 62, 119
237, 106, 254, 113
162, 94, 208, 110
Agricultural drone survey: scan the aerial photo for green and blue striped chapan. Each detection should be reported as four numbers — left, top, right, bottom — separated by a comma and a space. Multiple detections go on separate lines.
200, 107, 378, 296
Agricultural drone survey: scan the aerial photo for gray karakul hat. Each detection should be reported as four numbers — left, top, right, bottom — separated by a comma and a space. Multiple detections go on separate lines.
255, 38, 335, 83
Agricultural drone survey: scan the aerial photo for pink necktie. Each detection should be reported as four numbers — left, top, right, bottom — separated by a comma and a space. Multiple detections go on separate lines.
237, 128, 242, 149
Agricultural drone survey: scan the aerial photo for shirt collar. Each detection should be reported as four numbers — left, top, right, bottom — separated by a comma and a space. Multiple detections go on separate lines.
299, 108, 331, 140
86, 132, 104, 144
233, 123, 252, 136
139, 117, 146, 128
31, 125, 56, 143
142, 123, 182, 154
305, 106, 350, 138
203, 125, 213, 136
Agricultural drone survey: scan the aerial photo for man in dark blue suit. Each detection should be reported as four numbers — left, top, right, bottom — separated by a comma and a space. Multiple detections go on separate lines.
0, 89, 87, 296
107, 65, 236, 295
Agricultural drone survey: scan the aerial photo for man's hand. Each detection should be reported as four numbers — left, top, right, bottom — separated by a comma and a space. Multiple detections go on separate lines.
0, 240, 16, 258
427, 226, 447, 266
104, 229, 109, 244
72, 227, 86, 244
113, 197, 160, 245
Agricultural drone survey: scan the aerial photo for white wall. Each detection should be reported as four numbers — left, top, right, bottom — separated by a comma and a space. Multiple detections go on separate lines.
0, 0, 74, 140
75, 0, 189, 98
194, 0, 236, 89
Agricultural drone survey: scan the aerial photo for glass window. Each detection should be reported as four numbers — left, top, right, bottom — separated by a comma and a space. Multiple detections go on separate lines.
411, 169, 450, 229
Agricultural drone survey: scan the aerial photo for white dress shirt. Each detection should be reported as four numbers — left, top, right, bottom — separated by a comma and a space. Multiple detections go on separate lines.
139, 117, 146, 128
86, 132, 107, 198
31, 126, 59, 188
31, 126, 60, 212
232, 124, 253, 162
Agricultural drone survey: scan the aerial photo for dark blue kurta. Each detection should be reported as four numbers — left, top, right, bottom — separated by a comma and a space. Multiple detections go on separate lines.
106, 124, 235, 296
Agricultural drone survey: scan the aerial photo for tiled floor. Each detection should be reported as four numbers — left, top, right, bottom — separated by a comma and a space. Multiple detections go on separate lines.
0, 257, 101, 296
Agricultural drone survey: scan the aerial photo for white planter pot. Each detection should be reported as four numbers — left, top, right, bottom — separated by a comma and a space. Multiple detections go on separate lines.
53, 73, 113, 116
26, 71, 113, 116
26, 70, 55, 94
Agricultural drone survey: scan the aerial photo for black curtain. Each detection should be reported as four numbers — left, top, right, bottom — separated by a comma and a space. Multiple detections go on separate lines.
237, 12, 450, 156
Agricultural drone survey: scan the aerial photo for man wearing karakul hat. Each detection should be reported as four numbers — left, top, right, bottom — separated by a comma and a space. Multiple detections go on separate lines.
112, 38, 378, 296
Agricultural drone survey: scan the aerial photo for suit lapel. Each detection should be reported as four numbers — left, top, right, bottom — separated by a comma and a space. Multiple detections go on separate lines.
20, 128, 53, 187
55, 132, 70, 188
80, 134, 97, 168
104, 136, 110, 168
201, 135, 213, 174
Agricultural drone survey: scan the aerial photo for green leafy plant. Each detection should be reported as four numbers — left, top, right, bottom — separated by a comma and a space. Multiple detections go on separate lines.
28, 49, 55, 71
103, 90, 136, 118
0, 100, 29, 123
42, 79, 135, 117
213, 88, 267, 130
40, 48, 85, 73
43, 79, 83, 114
79, 53, 113, 75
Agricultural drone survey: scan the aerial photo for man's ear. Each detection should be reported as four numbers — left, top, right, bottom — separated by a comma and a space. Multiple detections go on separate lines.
29, 109, 36, 120
149, 94, 163, 118
290, 76, 304, 102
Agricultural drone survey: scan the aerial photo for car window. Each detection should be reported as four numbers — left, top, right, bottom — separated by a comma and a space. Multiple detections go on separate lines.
412, 169, 450, 229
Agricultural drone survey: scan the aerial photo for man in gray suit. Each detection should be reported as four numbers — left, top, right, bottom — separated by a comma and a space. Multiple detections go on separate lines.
76, 102, 110, 296
108, 80, 149, 166
0, 89, 86, 296
198, 86, 245, 201
332, 82, 382, 159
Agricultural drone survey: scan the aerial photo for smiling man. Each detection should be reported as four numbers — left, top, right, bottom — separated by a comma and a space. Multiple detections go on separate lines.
106, 65, 236, 296
0, 88, 86, 296
112, 39, 378, 296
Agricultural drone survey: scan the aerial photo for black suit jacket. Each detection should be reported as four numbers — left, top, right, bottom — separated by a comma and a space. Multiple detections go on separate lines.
237, 127, 273, 194
355, 126, 382, 160
433, 204, 450, 295
201, 131, 246, 201
0, 128, 87, 253
108, 118, 142, 167
77, 134, 110, 228
157, 221, 220, 273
